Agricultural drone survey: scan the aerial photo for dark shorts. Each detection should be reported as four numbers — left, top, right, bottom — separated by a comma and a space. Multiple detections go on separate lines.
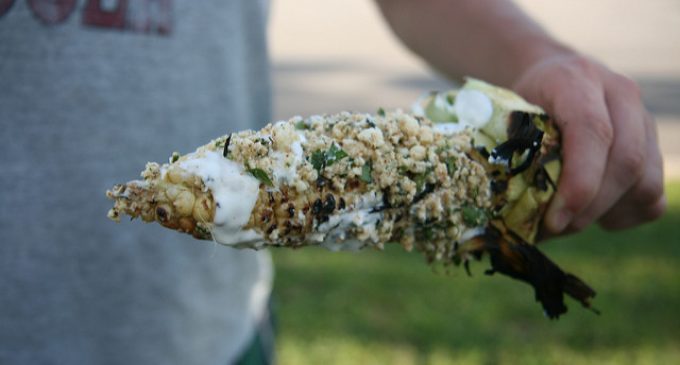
233, 299, 276, 365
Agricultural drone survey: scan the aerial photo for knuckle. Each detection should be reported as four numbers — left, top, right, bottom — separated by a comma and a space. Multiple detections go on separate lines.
616, 75, 642, 99
570, 54, 596, 74
618, 146, 646, 178
588, 117, 615, 146
564, 180, 598, 213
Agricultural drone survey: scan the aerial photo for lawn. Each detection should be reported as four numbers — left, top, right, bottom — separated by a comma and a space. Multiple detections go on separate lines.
271, 181, 680, 365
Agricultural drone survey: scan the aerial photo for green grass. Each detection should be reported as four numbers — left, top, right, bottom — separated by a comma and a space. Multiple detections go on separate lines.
271, 182, 680, 365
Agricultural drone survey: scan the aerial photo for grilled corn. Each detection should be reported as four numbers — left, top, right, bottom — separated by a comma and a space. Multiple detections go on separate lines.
107, 78, 596, 318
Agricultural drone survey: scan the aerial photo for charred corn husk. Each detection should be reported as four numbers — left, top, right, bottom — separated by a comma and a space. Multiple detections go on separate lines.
107, 79, 596, 318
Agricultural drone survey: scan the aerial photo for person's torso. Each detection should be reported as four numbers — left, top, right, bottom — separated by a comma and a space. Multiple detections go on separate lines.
0, 1, 273, 364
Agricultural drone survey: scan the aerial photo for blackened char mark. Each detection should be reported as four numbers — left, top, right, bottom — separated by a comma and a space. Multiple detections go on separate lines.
370, 188, 393, 213
490, 111, 544, 175
413, 183, 436, 204
312, 195, 336, 224
312, 198, 323, 215
474, 227, 598, 319
323, 194, 336, 214
223, 134, 232, 158
316, 175, 330, 190
491, 179, 508, 194
533, 166, 557, 192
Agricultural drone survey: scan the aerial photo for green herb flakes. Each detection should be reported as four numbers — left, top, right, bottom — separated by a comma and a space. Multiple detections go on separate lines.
327, 144, 348, 165
247, 167, 273, 186
461, 206, 487, 226
377, 107, 386, 117
414, 173, 427, 192
310, 150, 326, 171
445, 157, 457, 176
310, 144, 349, 172
295, 120, 309, 130
413, 167, 434, 192
360, 162, 373, 184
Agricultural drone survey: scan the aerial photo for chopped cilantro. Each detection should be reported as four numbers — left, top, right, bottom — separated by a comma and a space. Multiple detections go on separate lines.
360, 162, 373, 184
194, 225, 211, 238
247, 167, 273, 186
446, 94, 455, 105
414, 173, 427, 192
461, 206, 487, 226
170, 152, 180, 163
413, 166, 434, 192
377, 107, 386, 117
310, 144, 349, 172
326, 144, 348, 165
310, 150, 326, 171
295, 120, 309, 130
445, 157, 457, 176
422, 227, 434, 240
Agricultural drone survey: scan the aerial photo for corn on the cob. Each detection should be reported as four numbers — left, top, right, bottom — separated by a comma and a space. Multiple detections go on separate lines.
107, 79, 596, 318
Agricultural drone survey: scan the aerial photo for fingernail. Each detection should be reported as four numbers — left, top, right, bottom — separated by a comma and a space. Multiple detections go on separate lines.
547, 195, 572, 233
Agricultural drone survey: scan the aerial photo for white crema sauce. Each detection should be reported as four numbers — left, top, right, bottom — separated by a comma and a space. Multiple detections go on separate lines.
178, 151, 262, 246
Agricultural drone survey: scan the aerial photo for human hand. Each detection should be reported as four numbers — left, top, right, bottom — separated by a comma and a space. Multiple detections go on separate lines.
512, 54, 665, 235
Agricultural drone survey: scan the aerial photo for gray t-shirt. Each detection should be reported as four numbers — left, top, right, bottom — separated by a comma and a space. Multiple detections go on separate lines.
0, 1, 273, 364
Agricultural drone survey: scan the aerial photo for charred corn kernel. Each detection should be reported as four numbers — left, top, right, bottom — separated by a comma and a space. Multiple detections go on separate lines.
155, 204, 173, 223
165, 185, 182, 200
173, 190, 195, 216
192, 195, 213, 223
178, 216, 195, 232
166, 166, 185, 184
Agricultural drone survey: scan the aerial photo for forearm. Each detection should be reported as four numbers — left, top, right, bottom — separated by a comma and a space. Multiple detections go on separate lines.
376, 0, 573, 87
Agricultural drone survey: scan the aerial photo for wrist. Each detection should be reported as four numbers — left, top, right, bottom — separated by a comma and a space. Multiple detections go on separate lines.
508, 39, 575, 85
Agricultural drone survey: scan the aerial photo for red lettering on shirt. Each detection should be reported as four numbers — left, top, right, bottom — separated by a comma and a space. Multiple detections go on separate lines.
82, 0, 127, 30
0, 0, 16, 18
82, 0, 171, 35
1, 0, 172, 35
27, 0, 76, 24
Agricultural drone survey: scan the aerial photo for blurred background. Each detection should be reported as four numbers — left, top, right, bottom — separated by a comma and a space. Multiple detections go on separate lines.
267, 1, 680, 364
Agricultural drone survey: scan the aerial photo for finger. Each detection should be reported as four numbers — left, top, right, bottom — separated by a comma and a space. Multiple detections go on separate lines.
599, 195, 666, 230
544, 78, 614, 234
568, 77, 647, 230
598, 114, 666, 229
